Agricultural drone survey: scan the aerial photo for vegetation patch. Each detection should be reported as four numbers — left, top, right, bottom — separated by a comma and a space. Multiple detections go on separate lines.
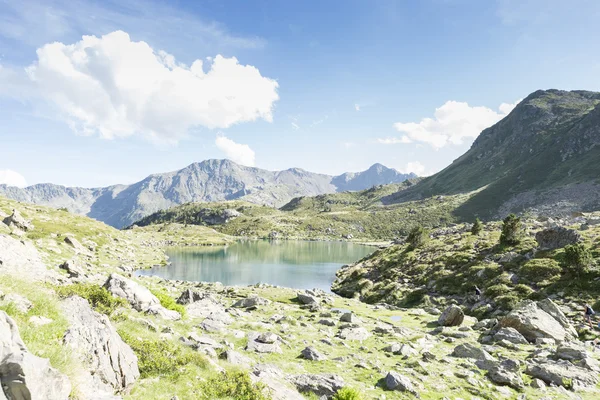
55, 283, 127, 316
150, 288, 186, 318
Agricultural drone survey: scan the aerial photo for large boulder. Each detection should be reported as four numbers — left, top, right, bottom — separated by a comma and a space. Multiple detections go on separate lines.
233, 294, 270, 308
0, 311, 71, 399
438, 305, 464, 326
0, 234, 47, 280
288, 374, 344, 398
103, 274, 159, 312
384, 371, 418, 395
498, 299, 575, 343
246, 332, 282, 354
251, 365, 304, 400
62, 296, 139, 394
535, 227, 581, 250
493, 327, 528, 345
2, 209, 33, 232
452, 343, 496, 363
176, 289, 205, 305
525, 359, 598, 388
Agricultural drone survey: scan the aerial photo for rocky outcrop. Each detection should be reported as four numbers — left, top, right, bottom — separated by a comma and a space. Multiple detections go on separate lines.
59, 259, 84, 278
535, 227, 582, 250
2, 209, 33, 231
0, 234, 47, 280
176, 289, 205, 305
498, 299, 575, 342
300, 346, 327, 361
0, 311, 71, 399
104, 274, 159, 312
525, 359, 598, 388
438, 305, 464, 326
233, 294, 270, 308
384, 371, 417, 395
251, 364, 304, 400
62, 296, 139, 394
288, 373, 344, 398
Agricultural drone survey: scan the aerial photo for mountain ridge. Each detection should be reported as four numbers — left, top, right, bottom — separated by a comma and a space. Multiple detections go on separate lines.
0, 159, 415, 228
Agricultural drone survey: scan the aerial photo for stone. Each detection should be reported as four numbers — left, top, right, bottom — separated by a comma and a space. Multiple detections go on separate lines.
59, 259, 84, 278
530, 378, 546, 390
535, 227, 582, 250
28, 315, 53, 327
301, 346, 327, 361
257, 332, 278, 344
176, 289, 206, 305
103, 273, 159, 312
297, 291, 320, 305
220, 350, 253, 367
438, 305, 464, 327
233, 294, 271, 308
146, 304, 181, 321
62, 296, 139, 394
2, 209, 33, 231
252, 365, 304, 400
499, 299, 575, 343
487, 365, 524, 389
0, 310, 71, 399
452, 343, 496, 363
246, 332, 282, 354
555, 342, 588, 361
340, 313, 360, 323
525, 359, 598, 388
493, 327, 528, 345
187, 333, 222, 349
288, 374, 344, 398
318, 318, 336, 326
0, 234, 48, 280
337, 326, 371, 341
384, 371, 418, 395
64, 235, 90, 254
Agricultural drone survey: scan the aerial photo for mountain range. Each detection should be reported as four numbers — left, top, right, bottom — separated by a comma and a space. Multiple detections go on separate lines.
383, 89, 600, 219
0, 160, 415, 228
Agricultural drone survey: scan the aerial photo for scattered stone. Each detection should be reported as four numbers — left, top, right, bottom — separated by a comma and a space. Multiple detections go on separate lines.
525, 359, 598, 388
3, 294, 33, 313
246, 332, 282, 354
487, 364, 524, 389
104, 273, 159, 312
301, 346, 327, 361
64, 235, 90, 254
452, 343, 496, 364
28, 315, 53, 327
0, 234, 48, 280
297, 291, 320, 305
2, 209, 33, 231
176, 289, 206, 305
340, 312, 360, 323
530, 378, 547, 390
337, 326, 371, 341
555, 342, 587, 361
288, 374, 344, 398
318, 318, 336, 326
59, 259, 84, 278
384, 371, 418, 395
438, 305, 464, 326
220, 349, 253, 367
146, 304, 181, 321
233, 294, 271, 308
493, 327, 528, 345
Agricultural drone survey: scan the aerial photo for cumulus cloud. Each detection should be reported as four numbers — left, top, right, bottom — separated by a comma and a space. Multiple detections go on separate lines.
388, 99, 521, 149
23, 30, 279, 142
0, 170, 27, 187
399, 162, 426, 176
215, 136, 255, 166
354, 104, 361, 111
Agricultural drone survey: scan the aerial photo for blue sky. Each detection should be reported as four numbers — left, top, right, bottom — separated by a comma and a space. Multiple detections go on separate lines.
1, 0, 600, 187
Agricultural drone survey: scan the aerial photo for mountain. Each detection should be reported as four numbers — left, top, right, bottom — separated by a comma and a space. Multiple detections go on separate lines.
0, 159, 414, 228
383, 89, 600, 219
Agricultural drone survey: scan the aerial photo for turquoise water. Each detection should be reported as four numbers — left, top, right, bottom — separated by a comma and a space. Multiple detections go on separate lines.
136, 240, 373, 291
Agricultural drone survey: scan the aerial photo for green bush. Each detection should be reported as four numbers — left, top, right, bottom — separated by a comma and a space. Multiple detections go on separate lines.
402, 288, 428, 307
55, 283, 127, 316
118, 332, 207, 378
198, 371, 270, 400
564, 244, 593, 274
333, 387, 363, 400
495, 294, 520, 310
519, 259, 562, 283
151, 289, 186, 318
471, 218, 483, 235
407, 226, 428, 249
500, 214, 522, 246
513, 284, 534, 297
485, 284, 511, 298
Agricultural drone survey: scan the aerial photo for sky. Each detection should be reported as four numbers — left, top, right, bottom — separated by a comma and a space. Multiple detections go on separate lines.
1, 0, 600, 188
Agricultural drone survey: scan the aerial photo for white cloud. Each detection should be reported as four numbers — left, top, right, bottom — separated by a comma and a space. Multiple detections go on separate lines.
399, 162, 426, 176
291, 122, 300, 131
215, 136, 255, 166
390, 99, 521, 149
22, 30, 279, 143
354, 104, 361, 111
0, 170, 27, 187
377, 136, 412, 144
342, 142, 356, 149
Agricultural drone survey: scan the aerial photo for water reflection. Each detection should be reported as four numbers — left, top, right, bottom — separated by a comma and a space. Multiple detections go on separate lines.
136, 240, 373, 292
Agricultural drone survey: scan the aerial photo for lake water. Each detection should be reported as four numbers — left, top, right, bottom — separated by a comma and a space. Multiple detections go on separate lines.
136, 240, 374, 292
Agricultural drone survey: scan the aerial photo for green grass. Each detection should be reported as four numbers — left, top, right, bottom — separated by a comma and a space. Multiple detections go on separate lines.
55, 283, 128, 316
150, 288, 186, 318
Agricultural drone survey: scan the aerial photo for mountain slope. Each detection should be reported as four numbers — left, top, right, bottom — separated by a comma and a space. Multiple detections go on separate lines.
383, 89, 600, 219
0, 160, 414, 228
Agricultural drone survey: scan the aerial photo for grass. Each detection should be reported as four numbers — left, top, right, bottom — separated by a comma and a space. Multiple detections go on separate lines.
55, 283, 128, 316
150, 288, 186, 318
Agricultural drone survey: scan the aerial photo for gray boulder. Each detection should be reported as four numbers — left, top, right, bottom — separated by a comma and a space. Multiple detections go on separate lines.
251, 365, 304, 400
2, 209, 33, 231
0, 234, 47, 280
384, 371, 417, 395
300, 346, 327, 361
499, 299, 575, 342
233, 294, 270, 308
62, 296, 139, 394
246, 332, 282, 354
103, 274, 159, 312
487, 364, 524, 389
176, 289, 205, 305
59, 259, 84, 278
288, 374, 344, 397
493, 327, 528, 345
555, 342, 588, 361
438, 305, 464, 326
535, 227, 581, 250
219, 350, 253, 368
297, 291, 320, 305
146, 304, 181, 321
337, 326, 370, 341
452, 343, 496, 364
64, 235, 90, 254
340, 312, 360, 323
525, 359, 598, 388
0, 311, 71, 399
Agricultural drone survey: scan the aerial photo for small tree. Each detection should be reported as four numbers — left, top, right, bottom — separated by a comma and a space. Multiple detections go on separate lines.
407, 226, 428, 249
471, 218, 483, 235
564, 243, 593, 274
500, 214, 522, 246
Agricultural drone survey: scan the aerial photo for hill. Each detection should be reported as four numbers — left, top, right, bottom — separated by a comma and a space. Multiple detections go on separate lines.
383, 90, 600, 220
0, 160, 415, 229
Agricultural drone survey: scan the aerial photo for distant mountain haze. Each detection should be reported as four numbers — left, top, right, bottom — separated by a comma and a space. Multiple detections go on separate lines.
0, 160, 415, 228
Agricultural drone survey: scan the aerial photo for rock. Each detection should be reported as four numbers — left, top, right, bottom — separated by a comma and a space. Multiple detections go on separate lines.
535, 227, 582, 250
252, 365, 304, 400
297, 291, 320, 305
64, 235, 90, 254
487, 365, 524, 389
233, 294, 270, 308
525, 359, 598, 388
59, 259, 84, 278
537, 299, 578, 338
0, 310, 71, 399
246, 332, 282, 354
493, 327, 528, 345
3, 294, 33, 313
384, 371, 417, 395
438, 305, 464, 327
187, 333, 222, 349
103, 273, 159, 312
62, 296, 139, 394
499, 299, 575, 342
2, 209, 33, 231
176, 289, 205, 305
555, 342, 587, 361
28, 316, 53, 327
337, 326, 370, 341
318, 318, 336, 326
220, 350, 253, 367
452, 343, 496, 363
384, 343, 401, 354
530, 378, 546, 390
301, 346, 327, 361
288, 374, 344, 398
146, 304, 181, 321
257, 332, 278, 344
340, 312, 360, 323
0, 234, 48, 280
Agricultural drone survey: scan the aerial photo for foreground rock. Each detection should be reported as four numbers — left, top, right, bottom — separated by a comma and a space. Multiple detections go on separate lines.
62, 296, 139, 395
499, 299, 576, 342
438, 305, 464, 326
288, 373, 344, 398
525, 359, 598, 388
2, 209, 33, 231
0, 234, 48, 280
384, 371, 418, 395
0, 311, 71, 399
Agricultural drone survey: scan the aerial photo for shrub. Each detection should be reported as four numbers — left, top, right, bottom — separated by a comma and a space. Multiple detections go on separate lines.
485, 284, 511, 298
519, 259, 562, 283
500, 214, 522, 246
55, 283, 127, 316
198, 371, 269, 400
402, 288, 428, 307
495, 294, 520, 310
151, 289, 186, 318
471, 218, 483, 235
513, 284, 534, 297
564, 244, 593, 274
333, 387, 363, 400
118, 332, 207, 378
407, 226, 428, 249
